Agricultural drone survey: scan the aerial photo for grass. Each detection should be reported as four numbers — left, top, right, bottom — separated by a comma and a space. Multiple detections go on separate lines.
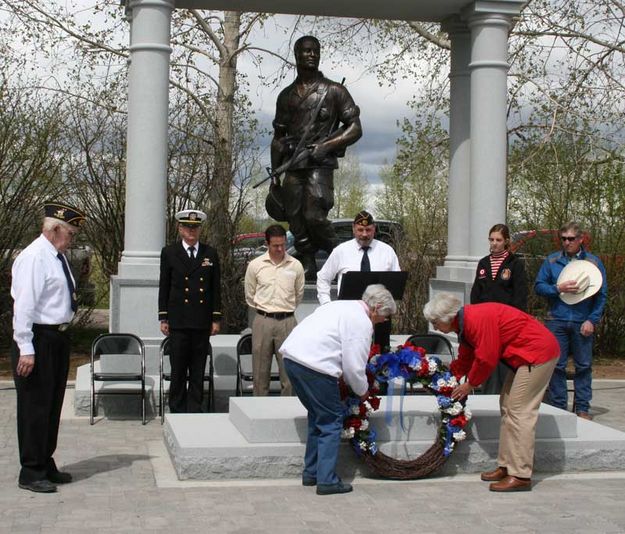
0, 325, 107, 380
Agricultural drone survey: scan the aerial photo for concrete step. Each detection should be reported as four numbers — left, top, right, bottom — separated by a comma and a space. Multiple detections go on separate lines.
229, 395, 578, 443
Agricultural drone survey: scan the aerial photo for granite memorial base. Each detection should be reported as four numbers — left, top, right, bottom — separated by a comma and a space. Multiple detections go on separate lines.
163, 396, 625, 480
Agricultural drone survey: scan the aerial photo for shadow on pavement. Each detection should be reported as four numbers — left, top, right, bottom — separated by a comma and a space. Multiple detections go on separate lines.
61, 454, 153, 481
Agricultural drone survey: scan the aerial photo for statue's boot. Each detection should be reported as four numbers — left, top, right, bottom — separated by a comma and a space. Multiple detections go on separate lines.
300, 253, 318, 281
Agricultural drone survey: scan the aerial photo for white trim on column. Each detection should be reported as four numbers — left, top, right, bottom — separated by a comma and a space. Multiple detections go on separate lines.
470, 0, 526, 16
130, 43, 173, 53
128, 0, 175, 8
469, 60, 509, 69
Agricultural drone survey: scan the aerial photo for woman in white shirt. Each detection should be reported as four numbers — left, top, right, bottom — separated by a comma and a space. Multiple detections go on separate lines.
280, 284, 396, 496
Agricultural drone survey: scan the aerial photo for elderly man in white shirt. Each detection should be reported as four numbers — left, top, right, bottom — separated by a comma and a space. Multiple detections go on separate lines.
11, 202, 86, 493
316, 210, 400, 349
280, 284, 396, 496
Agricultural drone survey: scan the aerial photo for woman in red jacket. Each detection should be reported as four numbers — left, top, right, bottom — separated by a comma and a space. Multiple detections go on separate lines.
423, 293, 559, 492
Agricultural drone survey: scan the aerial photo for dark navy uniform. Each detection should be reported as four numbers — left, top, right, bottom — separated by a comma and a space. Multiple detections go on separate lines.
158, 242, 221, 412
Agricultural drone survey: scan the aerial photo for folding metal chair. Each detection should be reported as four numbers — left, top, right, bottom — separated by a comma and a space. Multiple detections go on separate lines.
406, 333, 455, 365
158, 336, 214, 423
404, 333, 456, 395
235, 333, 281, 396
90, 333, 146, 425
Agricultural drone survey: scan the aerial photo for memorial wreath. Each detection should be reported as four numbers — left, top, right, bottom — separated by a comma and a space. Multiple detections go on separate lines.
341, 341, 472, 479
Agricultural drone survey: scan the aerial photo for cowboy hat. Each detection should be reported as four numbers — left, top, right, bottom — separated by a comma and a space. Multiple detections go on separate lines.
557, 259, 603, 305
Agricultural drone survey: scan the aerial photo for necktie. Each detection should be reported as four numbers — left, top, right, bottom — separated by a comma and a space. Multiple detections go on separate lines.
360, 246, 371, 272
57, 253, 77, 312
189, 246, 195, 259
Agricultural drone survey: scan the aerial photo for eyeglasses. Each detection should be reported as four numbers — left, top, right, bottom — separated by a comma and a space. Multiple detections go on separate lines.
560, 236, 578, 242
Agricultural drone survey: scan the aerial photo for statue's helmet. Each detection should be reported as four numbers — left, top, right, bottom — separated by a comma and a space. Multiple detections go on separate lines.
265, 183, 287, 222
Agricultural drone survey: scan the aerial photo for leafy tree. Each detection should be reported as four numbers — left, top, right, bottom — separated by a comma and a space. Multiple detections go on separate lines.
0, 1, 283, 332
508, 124, 625, 355
376, 114, 449, 335
330, 153, 369, 219
0, 81, 67, 345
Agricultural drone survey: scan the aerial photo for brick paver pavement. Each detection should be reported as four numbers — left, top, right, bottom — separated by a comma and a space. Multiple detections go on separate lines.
1, 380, 624, 533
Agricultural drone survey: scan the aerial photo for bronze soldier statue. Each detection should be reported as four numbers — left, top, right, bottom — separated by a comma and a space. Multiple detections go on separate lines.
268, 35, 362, 279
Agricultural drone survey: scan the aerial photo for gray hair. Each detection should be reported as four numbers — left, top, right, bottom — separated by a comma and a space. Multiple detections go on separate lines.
42, 217, 72, 232
560, 221, 582, 237
362, 284, 397, 317
423, 293, 462, 324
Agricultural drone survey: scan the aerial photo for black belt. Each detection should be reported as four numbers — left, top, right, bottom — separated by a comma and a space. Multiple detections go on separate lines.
256, 310, 294, 320
33, 323, 70, 332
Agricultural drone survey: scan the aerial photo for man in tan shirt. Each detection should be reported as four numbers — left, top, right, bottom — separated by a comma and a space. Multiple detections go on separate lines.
245, 225, 305, 395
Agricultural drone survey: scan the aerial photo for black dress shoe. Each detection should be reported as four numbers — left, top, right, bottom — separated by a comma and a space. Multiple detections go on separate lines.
302, 477, 317, 486
47, 471, 72, 484
18, 479, 57, 493
316, 481, 353, 495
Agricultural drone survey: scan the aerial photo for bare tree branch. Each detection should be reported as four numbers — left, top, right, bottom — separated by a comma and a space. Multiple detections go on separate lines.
407, 21, 450, 50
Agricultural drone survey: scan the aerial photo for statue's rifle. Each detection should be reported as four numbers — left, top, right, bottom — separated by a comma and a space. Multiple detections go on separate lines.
253, 77, 346, 189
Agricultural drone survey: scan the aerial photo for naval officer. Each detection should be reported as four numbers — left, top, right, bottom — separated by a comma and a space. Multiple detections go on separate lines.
158, 209, 222, 413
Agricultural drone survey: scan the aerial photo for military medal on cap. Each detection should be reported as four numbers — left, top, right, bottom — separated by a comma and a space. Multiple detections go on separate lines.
44, 201, 86, 227
175, 208, 207, 226
354, 210, 374, 227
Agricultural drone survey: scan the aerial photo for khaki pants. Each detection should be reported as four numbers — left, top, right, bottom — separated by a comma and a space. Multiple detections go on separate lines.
497, 358, 557, 478
252, 314, 296, 396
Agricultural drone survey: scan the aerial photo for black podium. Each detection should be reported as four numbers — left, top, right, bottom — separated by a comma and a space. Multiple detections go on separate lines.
337, 271, 408, 301
337, 271, 408, 351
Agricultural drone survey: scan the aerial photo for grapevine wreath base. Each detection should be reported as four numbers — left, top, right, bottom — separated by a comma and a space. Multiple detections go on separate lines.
341, 341, 472, 480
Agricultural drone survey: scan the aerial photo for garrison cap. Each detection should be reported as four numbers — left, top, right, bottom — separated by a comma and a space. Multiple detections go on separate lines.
354, 210, 374, 227
44, 201, 86, 227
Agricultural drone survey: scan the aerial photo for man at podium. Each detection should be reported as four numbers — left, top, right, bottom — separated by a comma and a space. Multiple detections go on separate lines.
316, 210, 400, 350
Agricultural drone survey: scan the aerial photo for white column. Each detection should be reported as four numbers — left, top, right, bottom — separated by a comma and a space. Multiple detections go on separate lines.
430, 2, 523, 307
109, 0, 173, 370
466, 11, 513, 260
119, 0, 173, 277
442, 17, 471, 268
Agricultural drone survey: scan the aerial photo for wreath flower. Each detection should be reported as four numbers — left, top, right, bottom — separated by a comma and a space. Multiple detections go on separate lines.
341, 341, 472, 479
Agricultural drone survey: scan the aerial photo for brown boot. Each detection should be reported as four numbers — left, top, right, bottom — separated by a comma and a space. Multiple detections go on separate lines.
481, 466, 508, 482
489, 476, 532, 492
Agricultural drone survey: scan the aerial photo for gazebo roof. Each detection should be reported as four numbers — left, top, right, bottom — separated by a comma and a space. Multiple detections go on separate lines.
162, 0, 522, 22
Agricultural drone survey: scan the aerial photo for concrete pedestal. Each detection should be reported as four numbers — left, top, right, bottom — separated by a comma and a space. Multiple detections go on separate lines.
430, 264, 477, 308
163, 396, 625, 480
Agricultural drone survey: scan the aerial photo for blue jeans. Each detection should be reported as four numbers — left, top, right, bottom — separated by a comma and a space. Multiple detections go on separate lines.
284, 358, 343, 485
546, 320, 593, 413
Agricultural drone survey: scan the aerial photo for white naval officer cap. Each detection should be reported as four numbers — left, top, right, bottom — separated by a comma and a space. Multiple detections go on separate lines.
175, 209, 207, 227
